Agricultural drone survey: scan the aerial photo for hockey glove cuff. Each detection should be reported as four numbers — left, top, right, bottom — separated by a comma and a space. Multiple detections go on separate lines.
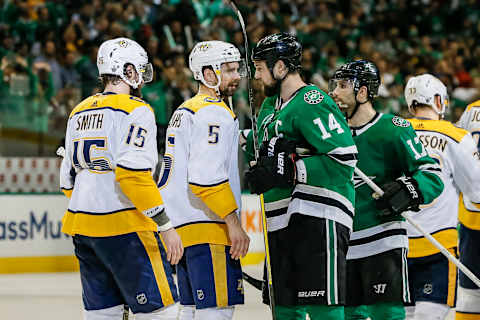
246, 152, 296, 195
144, 205, 172, 232
376, 176, 424, 217
259, 137, 296, 158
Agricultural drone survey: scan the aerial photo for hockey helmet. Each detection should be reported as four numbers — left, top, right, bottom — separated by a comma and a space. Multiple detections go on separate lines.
252, 33, 302, 72
97, 37, 153, 89
189, 40, 245, 94
404, 74, 448, 117
330, 60, 380, 100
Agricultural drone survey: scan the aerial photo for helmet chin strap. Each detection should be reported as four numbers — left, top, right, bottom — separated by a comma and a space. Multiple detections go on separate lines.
200, 72, 222, 96
346, 96, 368, 120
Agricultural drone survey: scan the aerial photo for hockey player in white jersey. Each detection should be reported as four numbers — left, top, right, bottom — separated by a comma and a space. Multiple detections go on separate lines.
60, 37, 182, 320
404, 74, 480, 320
158, 40, 250, 320
456, 99, 480, 320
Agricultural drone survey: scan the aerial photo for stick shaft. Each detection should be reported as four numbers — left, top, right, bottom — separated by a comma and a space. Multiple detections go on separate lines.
354, 167, 480, 288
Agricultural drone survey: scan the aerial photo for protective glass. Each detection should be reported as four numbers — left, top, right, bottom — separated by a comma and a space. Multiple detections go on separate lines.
328, 78, 355, 95
139, 63, 153, 83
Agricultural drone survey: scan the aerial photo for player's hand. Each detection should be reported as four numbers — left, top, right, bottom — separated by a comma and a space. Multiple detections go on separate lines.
160, 228, 184, 265
375, 176, 424, 217
245, 153, 296, 194
259, 137, 296, 157
225, 212, 250, 260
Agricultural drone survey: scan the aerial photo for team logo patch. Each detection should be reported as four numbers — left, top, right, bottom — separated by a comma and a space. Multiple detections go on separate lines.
304, 90, 324, 104
197, 289, 205, 300
136, 293, 147, 305
392, 116, 411, 127
423, 283, 433, 295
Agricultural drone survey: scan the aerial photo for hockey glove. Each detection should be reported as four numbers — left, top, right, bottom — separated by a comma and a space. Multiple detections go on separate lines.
259, 137, 297, 158
376, 176, 424, 218
245, 152, 296, 194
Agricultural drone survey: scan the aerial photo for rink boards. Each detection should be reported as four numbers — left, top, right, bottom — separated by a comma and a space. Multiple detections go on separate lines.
0, 194, 265, 273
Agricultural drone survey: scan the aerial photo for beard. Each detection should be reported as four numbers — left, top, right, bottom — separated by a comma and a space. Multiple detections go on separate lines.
264, 79, 281, 97
220, 81, 239, 97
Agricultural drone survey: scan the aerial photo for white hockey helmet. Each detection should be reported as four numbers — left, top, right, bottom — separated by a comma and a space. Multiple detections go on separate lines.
404, 74, 449, 117
97, 37, 153, 89
189, 40, 245, 94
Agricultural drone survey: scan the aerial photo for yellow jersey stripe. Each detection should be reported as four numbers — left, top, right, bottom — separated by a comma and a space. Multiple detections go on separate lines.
176, 222, 230, 247
455, 312, 480, 319
409, 118, 468, 143
447, 248, 457, 307
210, 244, 229, 307
137, 232, 175, 306
408, 228, 457, 258
178, 94, 236, 119
61, 188, 73, 198
115, 166, 164, 213
61, 209, 157, 237
467, 99, 480, 111
189, 180, 238, 219
70, 94, 153, 118
458, 194, 480, 231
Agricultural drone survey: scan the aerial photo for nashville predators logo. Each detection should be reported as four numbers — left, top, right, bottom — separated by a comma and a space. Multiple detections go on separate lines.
197, 43, 210, 52
304, 90, 324, 104
117, 40, 129, 48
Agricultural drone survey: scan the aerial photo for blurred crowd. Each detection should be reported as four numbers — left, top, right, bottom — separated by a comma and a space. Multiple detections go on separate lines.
1, 0, 480, 148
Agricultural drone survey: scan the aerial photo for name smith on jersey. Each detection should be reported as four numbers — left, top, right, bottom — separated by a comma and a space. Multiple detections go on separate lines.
76, 113, 104, 131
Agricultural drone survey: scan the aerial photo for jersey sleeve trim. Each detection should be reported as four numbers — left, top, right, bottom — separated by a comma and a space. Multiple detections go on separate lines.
189, 180, 238, 219
189, 179, 229, 188
61, 187, 73, 198
67, 207, 136, 215
177, 107, 195, 114
115, 166, 164, 213
116, 164, 152, 172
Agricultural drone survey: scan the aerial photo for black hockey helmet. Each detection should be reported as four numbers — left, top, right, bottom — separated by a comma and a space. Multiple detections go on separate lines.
252, 33, 302, 72
331, 60, 380, 100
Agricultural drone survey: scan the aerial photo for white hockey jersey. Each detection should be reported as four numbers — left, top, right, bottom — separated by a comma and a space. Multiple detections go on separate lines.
159, 94, 241, 248
407, 118, 480, 257
60, 92, 162, 237
457, 100, 480, 230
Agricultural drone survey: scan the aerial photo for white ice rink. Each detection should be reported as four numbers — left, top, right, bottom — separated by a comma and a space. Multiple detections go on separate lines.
0, 263, 455, 320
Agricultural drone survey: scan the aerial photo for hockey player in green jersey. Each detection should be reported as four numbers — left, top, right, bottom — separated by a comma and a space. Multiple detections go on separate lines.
243, 33, 358, 320
329, 60, 444, 320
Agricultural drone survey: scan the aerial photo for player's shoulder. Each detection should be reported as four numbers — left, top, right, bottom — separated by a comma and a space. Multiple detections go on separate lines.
466, 99, 480, 112
379, 113, 412, 131
69, 93, 152, 118
298, 85, 331, 106
409, 118, 468, 143
178, 94, 236, 120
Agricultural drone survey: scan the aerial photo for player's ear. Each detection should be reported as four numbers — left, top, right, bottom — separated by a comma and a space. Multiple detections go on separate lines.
202, 67, 217, 85
434, 95, 442, 112
357, 85, 368, 100
273, 60, 287, 79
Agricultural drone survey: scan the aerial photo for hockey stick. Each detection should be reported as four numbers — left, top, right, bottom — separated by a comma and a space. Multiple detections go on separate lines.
242, 271, 264, 291
226, 1, 276, 317
355, 167, 480, 288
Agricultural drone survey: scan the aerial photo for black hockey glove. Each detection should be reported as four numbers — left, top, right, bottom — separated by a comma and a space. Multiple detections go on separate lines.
376, 176, 424, 218
259, 137, 297, 158
245, 152, 296, 195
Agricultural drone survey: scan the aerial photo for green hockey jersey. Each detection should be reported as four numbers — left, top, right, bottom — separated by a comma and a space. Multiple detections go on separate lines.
245, 85, 357, 231
347, 112, 444, 260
